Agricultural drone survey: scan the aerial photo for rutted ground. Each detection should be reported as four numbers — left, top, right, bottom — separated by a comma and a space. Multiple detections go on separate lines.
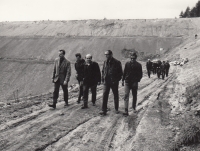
1, 18, 200, 150
0, 64, 179, 151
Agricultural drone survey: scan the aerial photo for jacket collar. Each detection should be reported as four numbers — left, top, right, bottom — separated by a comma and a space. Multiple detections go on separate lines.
85, 61, 93, 66
106, 57, 114, 64
75, 58, 83, 63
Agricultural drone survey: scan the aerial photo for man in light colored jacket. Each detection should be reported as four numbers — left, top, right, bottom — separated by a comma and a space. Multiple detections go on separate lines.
49, 49, 71, 109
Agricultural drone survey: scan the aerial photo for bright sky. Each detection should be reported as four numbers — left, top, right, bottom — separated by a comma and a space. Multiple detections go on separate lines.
0, 0, 198, 21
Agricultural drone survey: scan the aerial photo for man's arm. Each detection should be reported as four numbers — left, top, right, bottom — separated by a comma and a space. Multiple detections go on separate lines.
52, 61, 56, 82
101, 61, 105, 83
65, 62, 71, 83
96, 63, 101, 85
139, 63, 143, 82
117, 61, 123, 81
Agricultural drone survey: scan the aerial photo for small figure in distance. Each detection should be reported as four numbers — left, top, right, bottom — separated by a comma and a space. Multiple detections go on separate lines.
146, 59, 152, 78
165, 60, 170, 77
195, 34, 198, 39
122, 52, 143, 116
160, 61, 166, 80
49, 49, 71, 109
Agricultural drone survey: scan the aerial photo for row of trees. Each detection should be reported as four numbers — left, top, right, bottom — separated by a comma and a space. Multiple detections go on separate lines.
180, 0, 200, 18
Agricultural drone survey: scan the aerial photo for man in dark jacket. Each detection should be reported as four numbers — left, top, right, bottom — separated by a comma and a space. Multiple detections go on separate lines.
74, 53, 85, 103
49, 49, 71, 109
99, 50, 123, 116
81, 54, 101, 109
165, 61, 170, 77
146, 59, 152, 78
122, 52, 142, 116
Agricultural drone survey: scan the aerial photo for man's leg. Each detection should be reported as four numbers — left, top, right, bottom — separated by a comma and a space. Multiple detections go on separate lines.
91, 84, 97, 105
162, 71, 165, 80
166, 69, 169, 77
61, 84, 69, 106
50, 80, 60, 108
123, 82, 130, 116
77, 80, 83, 103
147, 69, 150, 78
111, 82, 119, 113
100, 83, 111, 115
131, 82, 138, 112
82, 84, 89, 108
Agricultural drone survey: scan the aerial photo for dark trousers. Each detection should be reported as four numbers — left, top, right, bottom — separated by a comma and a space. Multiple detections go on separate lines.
53, 79, 68, 105
124, 82, 138, 110
83, 84, 97, 107
78, 80, 83, 101
102, 81, 119, 113
166, 69, 169, 77
147, 69, 151, 78
162, 71, 165, 79
153, 67, 156, 74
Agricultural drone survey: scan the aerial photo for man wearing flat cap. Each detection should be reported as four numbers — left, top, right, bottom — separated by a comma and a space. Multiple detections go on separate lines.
99, 50, 123, 116
122, 52, 143, 116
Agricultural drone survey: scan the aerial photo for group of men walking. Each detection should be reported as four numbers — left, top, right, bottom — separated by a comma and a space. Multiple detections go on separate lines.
146, 59, 170, 80
49, 49, 143, 116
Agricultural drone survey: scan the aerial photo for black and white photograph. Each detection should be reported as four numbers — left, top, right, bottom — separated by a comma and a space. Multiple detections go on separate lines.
0, 0, 200, 150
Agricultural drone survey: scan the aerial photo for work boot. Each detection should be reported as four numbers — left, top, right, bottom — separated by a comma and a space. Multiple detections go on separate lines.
48, 104, 56, 109
133, 108, 137, 113
81, 106, 88, 109
64, 103, 69, 107
99, 111, 107, 116
115, 110, 119, 114
123, 108, 129, 116
81, 102, 88, 109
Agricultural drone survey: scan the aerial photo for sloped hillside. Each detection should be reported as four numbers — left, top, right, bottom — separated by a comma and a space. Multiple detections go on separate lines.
0, 18, 199, 100
0, 18, 200, 151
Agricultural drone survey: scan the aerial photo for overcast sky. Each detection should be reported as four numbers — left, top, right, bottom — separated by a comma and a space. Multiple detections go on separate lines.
0, 0, 198, 21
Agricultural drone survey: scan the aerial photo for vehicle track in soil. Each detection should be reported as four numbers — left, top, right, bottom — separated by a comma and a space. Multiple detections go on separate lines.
0, 66, 177, 151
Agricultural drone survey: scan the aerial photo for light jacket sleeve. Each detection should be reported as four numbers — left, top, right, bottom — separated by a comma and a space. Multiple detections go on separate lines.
65, 62, 71, 82
52, 61, 56, 80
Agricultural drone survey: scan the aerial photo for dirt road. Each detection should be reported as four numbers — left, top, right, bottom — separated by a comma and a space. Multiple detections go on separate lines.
0, 66, 178, 151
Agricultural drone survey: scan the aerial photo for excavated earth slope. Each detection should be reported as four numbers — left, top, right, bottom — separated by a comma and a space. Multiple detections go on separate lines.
0, 18, 200, 151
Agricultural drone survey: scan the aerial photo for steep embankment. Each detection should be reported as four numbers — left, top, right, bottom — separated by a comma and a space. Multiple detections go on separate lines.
0, 18, 199, 100
1, 19, 200, 151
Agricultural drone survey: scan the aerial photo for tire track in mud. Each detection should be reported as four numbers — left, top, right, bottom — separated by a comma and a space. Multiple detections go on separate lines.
107, 66, 178, 151
0, 67, 178, 151
126, 66, 178, 151
0, 85, 107, 151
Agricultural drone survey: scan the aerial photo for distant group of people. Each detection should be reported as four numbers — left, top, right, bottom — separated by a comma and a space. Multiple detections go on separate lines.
49, 49, 143, 116
146, 59, 170, 80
